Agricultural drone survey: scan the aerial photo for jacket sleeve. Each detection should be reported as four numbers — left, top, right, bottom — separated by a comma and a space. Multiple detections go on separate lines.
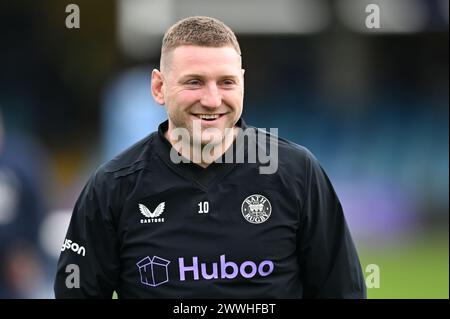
54, 170, 120, 298
297, 151, 366, 298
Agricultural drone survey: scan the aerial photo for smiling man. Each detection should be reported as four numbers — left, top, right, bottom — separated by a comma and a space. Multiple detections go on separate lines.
54, 16, 366, 299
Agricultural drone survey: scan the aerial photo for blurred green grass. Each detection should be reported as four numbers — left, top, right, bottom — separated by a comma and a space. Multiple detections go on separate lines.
358, 233, 449, 299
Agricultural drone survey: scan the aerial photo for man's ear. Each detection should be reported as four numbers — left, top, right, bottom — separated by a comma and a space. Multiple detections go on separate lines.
151, 69, 165, 105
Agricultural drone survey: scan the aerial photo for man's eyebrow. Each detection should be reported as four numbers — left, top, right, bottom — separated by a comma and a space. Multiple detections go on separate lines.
180, 73, 203, 78
219, 75, 240, 80
179, 74, 239, 80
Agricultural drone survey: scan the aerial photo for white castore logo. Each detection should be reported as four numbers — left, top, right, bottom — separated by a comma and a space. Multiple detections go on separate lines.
139, 202, 165, 224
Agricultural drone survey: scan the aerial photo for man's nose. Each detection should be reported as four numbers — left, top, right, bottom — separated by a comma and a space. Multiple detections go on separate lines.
200, 84, 222, 108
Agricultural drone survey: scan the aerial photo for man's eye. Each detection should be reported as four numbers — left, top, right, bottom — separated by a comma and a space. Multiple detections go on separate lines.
186, 80, 201, 86
222, 80, 236, 86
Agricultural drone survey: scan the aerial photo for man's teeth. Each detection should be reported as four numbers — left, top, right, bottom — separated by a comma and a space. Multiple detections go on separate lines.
197, 114, 220, 120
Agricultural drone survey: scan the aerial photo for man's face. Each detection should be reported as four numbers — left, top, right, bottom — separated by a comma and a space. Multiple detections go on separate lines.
152, 45, 244, 146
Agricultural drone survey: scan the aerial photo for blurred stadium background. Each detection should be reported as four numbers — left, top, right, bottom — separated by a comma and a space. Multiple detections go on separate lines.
0, 0, 448, 298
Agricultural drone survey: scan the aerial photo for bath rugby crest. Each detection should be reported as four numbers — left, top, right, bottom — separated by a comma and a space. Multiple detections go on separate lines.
241, 194, 272, 224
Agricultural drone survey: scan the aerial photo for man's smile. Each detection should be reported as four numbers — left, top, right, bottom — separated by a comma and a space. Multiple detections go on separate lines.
190, 113, 229, 125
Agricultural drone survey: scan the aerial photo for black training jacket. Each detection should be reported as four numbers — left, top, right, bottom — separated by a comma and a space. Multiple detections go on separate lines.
54, 119, 366, 299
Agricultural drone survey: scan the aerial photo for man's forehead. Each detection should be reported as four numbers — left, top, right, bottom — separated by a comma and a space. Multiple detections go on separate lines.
167, 45, 241, 69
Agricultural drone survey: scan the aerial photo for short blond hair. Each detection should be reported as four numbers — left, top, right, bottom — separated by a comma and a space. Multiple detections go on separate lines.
160, 16, 241, 70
